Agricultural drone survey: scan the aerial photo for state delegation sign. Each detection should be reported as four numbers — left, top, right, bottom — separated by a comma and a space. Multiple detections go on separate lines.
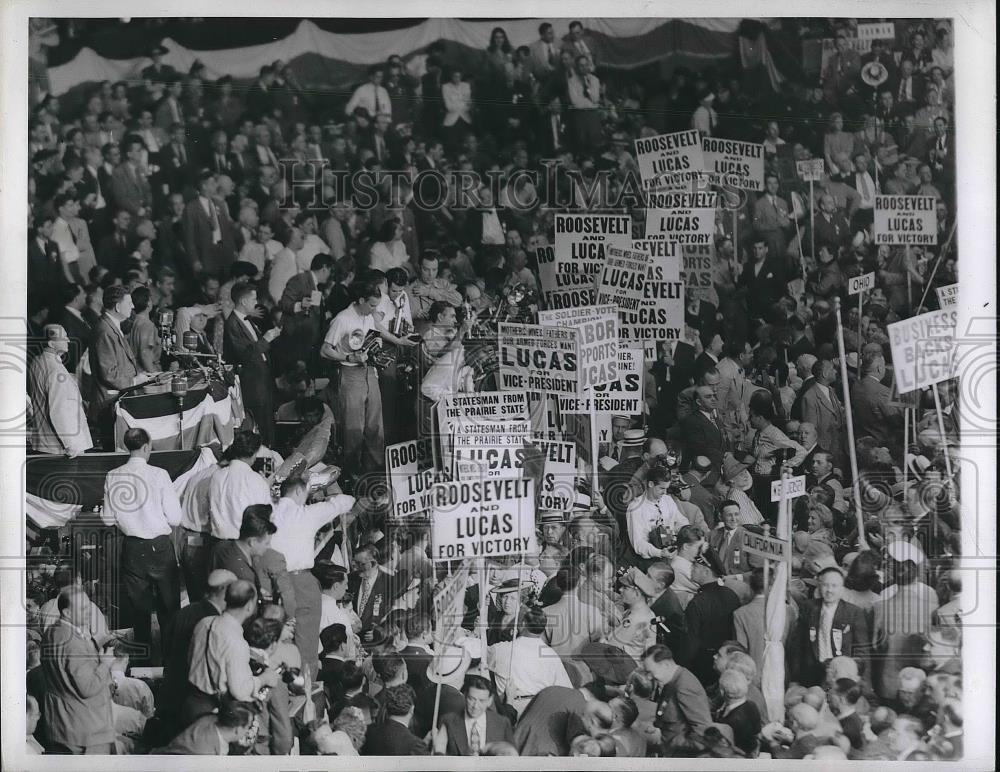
634, 129, 705, 190
431, 479, 537, 560
874, 195, 938, 245
538, 305, 619, 391
701, 137, 765, 191
643, 191, 717, 246
499, 322, 581, 395
935, 283, 958, 309
596, 244, 649, 314
887, 308, 958, 393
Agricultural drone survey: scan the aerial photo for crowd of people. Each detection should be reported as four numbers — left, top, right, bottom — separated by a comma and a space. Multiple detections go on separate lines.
23, 16, 965, 760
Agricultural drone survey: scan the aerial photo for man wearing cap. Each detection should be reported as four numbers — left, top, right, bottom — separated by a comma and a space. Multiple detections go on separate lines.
791, 565, 871, 688
269, 476, 356, 677
538, 510, 569, 556
872, 540, 938, 701
157, 568, 236, 737
413, 641, 472, 737
100, 427, 182, 665
27, 324, 93, 456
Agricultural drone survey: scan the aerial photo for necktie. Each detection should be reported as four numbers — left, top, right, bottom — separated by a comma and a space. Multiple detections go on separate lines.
243, 315, 258, 341
374, 87, 383, 116
217, 154, 226, 172
611, 444, 619, 461
469, 721, 481, 755
209, 200, 222, 244
69, 222, 78, 245
547, 44, 555, 66
358, 577, 372, 614
583, 77, 593, 102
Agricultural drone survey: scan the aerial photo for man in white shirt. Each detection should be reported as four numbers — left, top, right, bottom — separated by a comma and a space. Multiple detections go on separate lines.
101, 427, 183, 663
294, 212, 327, 272
267, 226, 303, 305
852, 153, 877, 211
51, 192, 85, 285
566, 55, 603, 154
208, 431, 271, 540
529, 22, 559, 79
315, 561, 361, 661
488, 606, 572, 719
321, 278, 416, 474
270, 476, 356, 677
345, 66, 392, 120
183, 580, 280, 725
669, 525, 712, 609
626, 467, 690, 568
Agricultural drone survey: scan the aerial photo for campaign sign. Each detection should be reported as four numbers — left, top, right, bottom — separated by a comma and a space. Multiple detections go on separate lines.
887, 308, 959, 393
441, 392, 530, 481
538, 305, 619, 391
634, 129, 705, 190
874, 195, 938, 245
431, 479, 537, 561
499, 323, 581, 395
536, 244, 595, 309
619, 242, 684, 342
701, 137, 765, 191
681, 243, 715, 297
561, 344, 644, 416
433, 562, 471, 648
643, 191, 717, 246
553, 213, 632, 276
596, 244, 650, 314
532, 437, 578, 512
385, 438, 436, 517
848, 272, 876, 295
935, 283, 958, 309
857, 22, 895, 40
796, 159, 825, 182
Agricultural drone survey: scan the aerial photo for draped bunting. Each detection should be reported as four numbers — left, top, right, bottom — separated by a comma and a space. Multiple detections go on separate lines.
47, 18, 750, 97
25, 446, 216, 529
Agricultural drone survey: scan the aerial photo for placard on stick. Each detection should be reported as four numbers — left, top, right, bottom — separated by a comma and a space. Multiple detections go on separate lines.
701, 137, 765, 190
538, 305, 619, 391
848, 272, 875, 295
617, 241, 684, 343
440, 392, 530, 481
887, 308, 958, 393
532, 437, 578, 512
561, 343, 644, 416
595, 244, 650, 315
935, 283, 958, 309
634, 129, 705, 190
643, 191, 717, 246
385, 438, 436, 518
499, 322, 582, 395
433, 562, 471, 648
431, 479, 537, 561
874, 195, 938, 245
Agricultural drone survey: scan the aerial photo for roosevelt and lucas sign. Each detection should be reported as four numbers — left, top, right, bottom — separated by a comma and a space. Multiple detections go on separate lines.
431, 479, 537, 561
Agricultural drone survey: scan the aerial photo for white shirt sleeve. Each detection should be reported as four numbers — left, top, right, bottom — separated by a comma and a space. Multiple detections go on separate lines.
160, 467, 184, 527
627, 500, 661, 559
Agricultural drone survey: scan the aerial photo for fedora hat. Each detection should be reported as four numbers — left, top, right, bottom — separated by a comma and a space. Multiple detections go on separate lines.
425, 643, 471, 684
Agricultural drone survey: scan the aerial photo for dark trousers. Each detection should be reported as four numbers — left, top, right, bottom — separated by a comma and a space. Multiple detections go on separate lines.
246, 400, 275, 447
289, 570, 322, 678
121, 533, 180, 665
180, 529, 212, 603
180, 684, 220, 730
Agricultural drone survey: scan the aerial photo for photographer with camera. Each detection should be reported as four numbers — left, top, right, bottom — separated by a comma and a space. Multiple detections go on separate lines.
624, 467, 690, 572
244, 616, 294, 755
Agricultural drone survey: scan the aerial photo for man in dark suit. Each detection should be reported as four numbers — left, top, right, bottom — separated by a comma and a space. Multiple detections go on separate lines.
850, 352, 904, 452
419, 55, 445, 135
632, 563, 689, 667
55, 283, 92, 374
88, 285, 140, 446
183, 170, 238, 278
224, 282, 279, 445
791, 565, 871, 687
159, 122, 195, 195
277, 254, 332, 374
348, 544, 400, 630
684, 573, 742, 686
28, 213, 61, 296
209, 504, 277, 588
739, 237, 787, 322
361, 684, 429, 755
110, 136, 153, 218
432, 675, 514, 755
141, 45, 177, 83
96, 208, 133, 275
399, 613, 434, 692
791, 422, 825, 480
679, 385, 726, 482
537, 94, 567, 156
707, 501, 756, 577
891, 58, 925, 112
